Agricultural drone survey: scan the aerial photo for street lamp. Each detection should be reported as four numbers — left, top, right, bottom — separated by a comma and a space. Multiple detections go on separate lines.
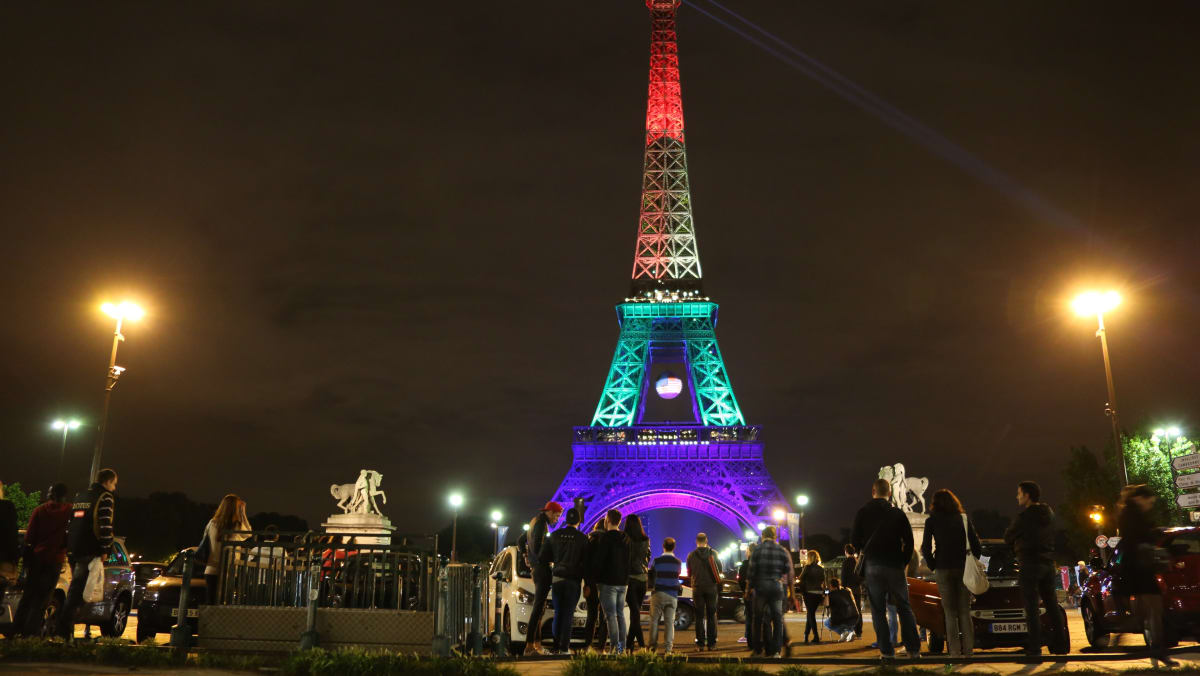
448, 492, 464, 562
795, 494, 810, 551
51, 419, 81, 477
91, 301, 144, 483
1072, 290, 1127, 485
490, 510, 503, 555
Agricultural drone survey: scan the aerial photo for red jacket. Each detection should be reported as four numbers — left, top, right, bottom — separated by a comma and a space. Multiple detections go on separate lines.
25, 501, 71, 566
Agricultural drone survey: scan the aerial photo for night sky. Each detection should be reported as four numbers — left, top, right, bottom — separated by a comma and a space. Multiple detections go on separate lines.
2, 1, 1198, 541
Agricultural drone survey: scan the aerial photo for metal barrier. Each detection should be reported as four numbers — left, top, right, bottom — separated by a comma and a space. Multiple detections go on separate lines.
214, 531, 438, 612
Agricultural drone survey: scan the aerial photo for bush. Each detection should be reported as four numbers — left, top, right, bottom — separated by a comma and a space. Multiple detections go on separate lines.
282, 648, 519, 676
0, 638, 182, 667
563, 653, 771, 676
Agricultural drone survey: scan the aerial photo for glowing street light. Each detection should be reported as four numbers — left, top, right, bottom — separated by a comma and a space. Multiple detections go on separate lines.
1071, 290, 1127, 484
772, 508, 786, 522
795, 494, 811, 551
91, 300, 144, 483
743, 529, 755, 540
448, 492, 465, 562
490, 510, 504, 555
1088, 510, 1103, 525
1155, 426, 1185, 521
51, 419, 82, 477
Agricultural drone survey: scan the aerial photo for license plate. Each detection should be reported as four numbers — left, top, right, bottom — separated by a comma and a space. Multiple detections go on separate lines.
573, 617, 586, 627
170, 608, 199, 618
991, 622, 1026, 633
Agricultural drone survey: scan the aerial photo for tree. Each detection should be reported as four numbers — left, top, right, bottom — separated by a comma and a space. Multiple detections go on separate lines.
1123, 431, 1195, 526
1059, 445, 1120, 561
2, 482, 42, 527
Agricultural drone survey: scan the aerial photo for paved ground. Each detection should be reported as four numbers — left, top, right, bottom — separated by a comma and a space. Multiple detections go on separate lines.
10, 607, 1192, 675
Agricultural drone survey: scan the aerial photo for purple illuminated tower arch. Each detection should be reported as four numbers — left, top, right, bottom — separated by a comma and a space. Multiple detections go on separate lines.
549, 0, 789, 541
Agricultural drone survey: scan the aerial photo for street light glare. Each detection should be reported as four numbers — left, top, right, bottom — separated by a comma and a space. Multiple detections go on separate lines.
490, 510, 503, 522
1169, 426, 1182, 437
448, 492, 464, 508
795, 494, 810, 507
743, 529, 755, 539
52, 420, 65, 430
772, 508, 785, 522
1071, 290, 1121, 317
101, 301, 145, 321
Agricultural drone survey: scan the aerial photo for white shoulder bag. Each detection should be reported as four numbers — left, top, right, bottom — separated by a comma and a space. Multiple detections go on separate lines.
83, 556, 106, 603
961, 514, 989, 595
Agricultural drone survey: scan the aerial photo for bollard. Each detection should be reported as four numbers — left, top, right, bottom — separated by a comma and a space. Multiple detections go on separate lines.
299, 559, 320, 650
169, 555, 195, 648
467, 565, 483, 656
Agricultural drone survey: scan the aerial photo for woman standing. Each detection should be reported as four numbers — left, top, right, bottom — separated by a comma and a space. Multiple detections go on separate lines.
920, 488, 981, 657
200, 494, 252, 604
624, 514, 651, 651
798, 550, 825, 643
590, 509, 632, 653
1116, 484, 1177, 667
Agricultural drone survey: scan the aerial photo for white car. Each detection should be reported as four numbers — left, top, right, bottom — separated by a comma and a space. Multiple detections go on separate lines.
488, 545, 629, 651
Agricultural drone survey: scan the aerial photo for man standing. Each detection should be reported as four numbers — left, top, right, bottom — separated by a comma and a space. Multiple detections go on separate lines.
522, 501, 562, 655
745, 526, 790, 657
851, 478, 920, 661
58, 468, 118, 639
1004, 480, 1065, 660
647, 537, 682, 652
686, 532, 721, 651
539, 507, 587, 655
13, 483, 71, 636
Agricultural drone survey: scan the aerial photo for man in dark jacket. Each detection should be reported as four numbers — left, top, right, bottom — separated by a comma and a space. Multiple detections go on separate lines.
686, 532, 721, 650
13, 483, 71, 637
824, 578, 861, 640
539, 507, 587, 654
57, 469, 118, 639
590, 509, 633, 652
522, 501, 562, 655
850, 478, 920, 660
746, 526, 790, 657
1003, 480, 1064, 659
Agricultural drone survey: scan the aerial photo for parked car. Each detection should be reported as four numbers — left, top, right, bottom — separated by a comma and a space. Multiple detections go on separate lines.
908, 539, 1070, 653
0, 538, 135, 639
1080, 526, 1200, 648
487, 545, 629, 651
131, 560, 167, 608
135, 548, 206, 643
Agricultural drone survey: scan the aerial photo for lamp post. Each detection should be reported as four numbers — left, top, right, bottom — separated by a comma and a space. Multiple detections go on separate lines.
490, 510, 503, 556
795, 494, 810, 551
91, 301, 144, 483
448, 492, 464, 562
1072, 291, 1127, 485
51, 419, 81, 477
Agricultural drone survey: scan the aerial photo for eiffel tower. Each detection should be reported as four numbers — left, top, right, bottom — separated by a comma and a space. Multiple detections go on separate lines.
551, 0, 789, 540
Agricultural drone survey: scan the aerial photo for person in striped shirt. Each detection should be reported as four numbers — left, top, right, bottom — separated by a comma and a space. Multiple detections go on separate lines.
647, 537, 682, 652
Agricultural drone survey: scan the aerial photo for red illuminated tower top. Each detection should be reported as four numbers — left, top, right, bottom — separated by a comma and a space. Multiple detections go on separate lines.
630, 0, 703, 301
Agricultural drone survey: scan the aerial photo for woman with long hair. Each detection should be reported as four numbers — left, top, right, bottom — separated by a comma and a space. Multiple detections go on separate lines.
920, 488, 981, 657
1116, 484, 1177, 667
623, 514, 650, 650
201, 494, 252, 603
799, 549, 825, 643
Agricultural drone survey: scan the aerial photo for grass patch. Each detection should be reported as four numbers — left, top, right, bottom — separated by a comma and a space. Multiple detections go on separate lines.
0, 637, 184, 667
563, 653, 771, 676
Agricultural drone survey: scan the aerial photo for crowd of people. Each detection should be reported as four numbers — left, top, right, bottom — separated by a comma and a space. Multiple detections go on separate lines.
0, 473, 1182, 666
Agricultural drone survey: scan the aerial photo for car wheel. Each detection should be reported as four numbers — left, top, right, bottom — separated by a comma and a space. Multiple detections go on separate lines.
41, 593, 63, 637
101, 597, 130, 638
733, 601, 746, 624
504, 607, 524, 655
1053, 605, 1070, 653
674, 602, 694, 631
927, 632, 945, 654
1082, 601, 1108, 649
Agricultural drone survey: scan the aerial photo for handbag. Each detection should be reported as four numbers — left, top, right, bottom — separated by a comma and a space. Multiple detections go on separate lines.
961, 514, 989, 595
83, 556, 105, 603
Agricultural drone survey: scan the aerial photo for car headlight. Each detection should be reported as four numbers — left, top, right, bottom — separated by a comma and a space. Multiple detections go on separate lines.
516, 589, 534, 605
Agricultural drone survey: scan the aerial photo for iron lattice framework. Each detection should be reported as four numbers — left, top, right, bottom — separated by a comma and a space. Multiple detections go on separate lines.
550, 0, 788, 536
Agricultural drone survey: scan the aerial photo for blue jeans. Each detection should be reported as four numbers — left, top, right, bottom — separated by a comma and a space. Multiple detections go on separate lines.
825, 617, 857, 635
551, 578, 581, 652
597, 583, 627, 652
755, 580, 785, 655
864, 562, 920, 656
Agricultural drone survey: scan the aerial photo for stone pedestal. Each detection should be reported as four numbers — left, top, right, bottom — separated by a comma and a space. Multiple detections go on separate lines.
907, 511, 929, 570
321, 513, 395, 545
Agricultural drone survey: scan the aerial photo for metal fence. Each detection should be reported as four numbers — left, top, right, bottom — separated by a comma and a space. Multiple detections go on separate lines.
213, 531, 438, 612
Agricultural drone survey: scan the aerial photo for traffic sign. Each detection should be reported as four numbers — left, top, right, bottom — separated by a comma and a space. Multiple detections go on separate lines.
1177, 492, 1200, 508
1191, 511, 1200, 523
1173, 453, 1200, 471
1095, 535, 1108, 548
1107, 536, 1121, 548
1178, 473, 1200, 490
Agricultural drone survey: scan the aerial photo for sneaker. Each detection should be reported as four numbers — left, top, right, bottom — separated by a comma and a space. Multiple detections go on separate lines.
737, 636, 747, 644
769, 652, 782, 658
844, 631, 856, 642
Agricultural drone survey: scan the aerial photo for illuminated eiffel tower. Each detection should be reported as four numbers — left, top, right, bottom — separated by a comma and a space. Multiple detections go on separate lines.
550, 0, 788, 539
